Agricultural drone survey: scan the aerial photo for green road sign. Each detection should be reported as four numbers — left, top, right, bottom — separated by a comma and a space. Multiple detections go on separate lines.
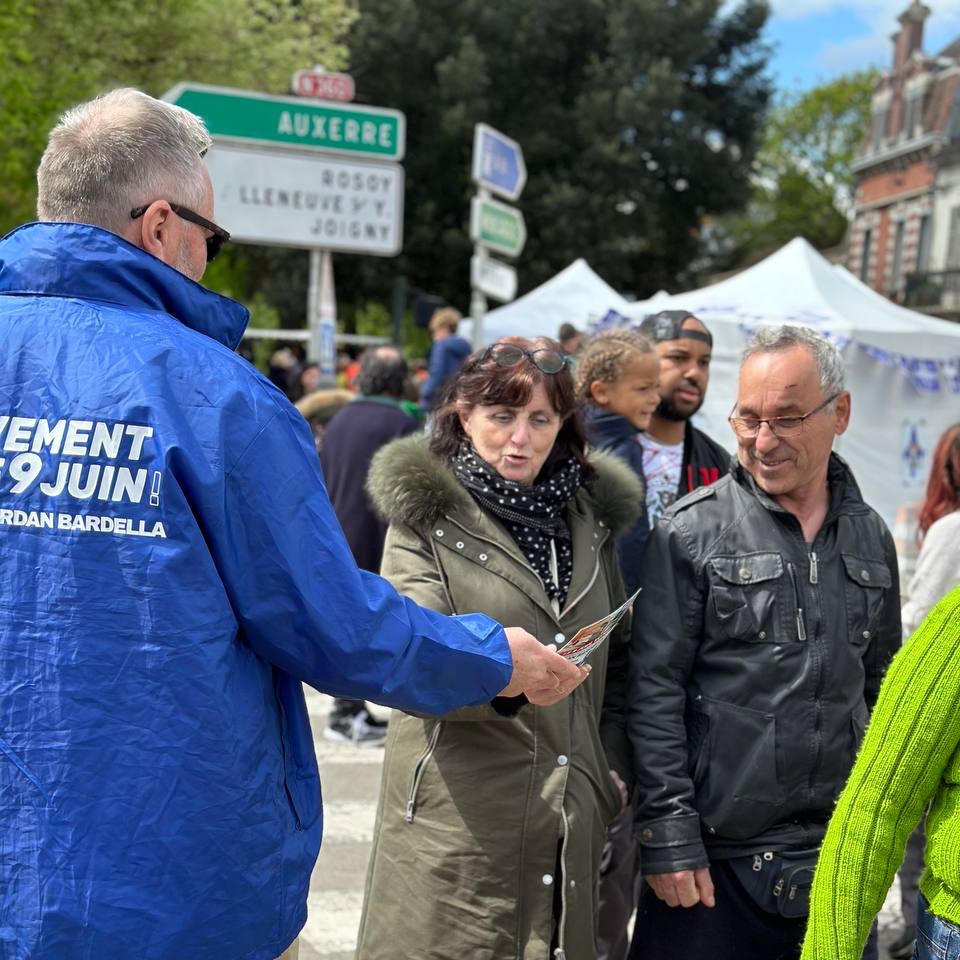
163, 83, 405, 161
469, 195, 526, 258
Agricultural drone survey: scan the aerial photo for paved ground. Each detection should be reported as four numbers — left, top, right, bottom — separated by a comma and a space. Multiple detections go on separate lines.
299, 688, 907, 959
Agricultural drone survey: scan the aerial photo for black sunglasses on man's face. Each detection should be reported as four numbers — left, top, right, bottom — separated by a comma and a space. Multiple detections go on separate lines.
129, 202, 230, 262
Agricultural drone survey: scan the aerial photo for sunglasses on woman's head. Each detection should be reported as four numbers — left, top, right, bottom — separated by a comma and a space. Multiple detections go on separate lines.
478, 342, 572, 375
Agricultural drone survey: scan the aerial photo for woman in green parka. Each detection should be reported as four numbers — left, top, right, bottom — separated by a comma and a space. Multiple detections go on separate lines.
355, 337, 643, 960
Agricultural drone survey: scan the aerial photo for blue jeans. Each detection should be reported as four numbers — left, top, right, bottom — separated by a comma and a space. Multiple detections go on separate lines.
916, 894, 960, 959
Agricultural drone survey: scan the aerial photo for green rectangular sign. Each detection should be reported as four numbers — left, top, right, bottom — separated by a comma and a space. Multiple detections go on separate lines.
163, 83, 405, 160
470, 195, 526, 258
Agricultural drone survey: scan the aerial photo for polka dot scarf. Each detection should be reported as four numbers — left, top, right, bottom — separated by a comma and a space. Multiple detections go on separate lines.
452, 443, 582, 607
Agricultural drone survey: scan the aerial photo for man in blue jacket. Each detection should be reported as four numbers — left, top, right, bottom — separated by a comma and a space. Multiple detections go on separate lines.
0, 88, 587, 960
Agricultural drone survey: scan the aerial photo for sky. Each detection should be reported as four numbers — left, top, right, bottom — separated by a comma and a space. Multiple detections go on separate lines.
763, 0, 960, 93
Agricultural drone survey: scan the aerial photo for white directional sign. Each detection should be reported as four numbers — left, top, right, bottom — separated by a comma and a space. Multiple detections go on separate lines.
471, 255, 518, 302
204, 143, 404, 255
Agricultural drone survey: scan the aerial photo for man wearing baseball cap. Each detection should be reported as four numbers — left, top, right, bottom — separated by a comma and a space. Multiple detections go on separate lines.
636, 310, 729, 529
586, 310, 729, 597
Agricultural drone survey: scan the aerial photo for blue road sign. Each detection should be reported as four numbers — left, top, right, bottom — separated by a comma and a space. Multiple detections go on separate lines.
471, 123, 527, 201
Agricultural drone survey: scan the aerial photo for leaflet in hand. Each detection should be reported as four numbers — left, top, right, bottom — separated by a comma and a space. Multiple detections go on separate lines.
556, 586, 642, 665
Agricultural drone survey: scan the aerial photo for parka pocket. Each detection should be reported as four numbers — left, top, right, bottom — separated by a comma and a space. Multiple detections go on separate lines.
691, 695, 784, 840
404, 720, 443, 824
841, 553, 891, 645
707, 553, 785, 641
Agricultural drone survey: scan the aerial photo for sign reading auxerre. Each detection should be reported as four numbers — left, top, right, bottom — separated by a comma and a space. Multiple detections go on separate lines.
163, 83, 406, 161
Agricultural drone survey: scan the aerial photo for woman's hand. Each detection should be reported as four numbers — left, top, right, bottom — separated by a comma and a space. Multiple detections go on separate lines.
499, 627, 590, 705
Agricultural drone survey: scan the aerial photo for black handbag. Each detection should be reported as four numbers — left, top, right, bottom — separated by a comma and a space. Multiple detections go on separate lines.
727, 848, 820, 918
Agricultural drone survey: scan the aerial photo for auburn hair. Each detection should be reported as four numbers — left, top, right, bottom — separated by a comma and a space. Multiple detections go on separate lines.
918, 423, 960, 539
429, 336, 593, 480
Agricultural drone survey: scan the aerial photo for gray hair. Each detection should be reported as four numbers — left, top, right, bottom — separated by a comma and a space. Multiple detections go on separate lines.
37, 88, 212, 236
742, 325, 845, 400
355, 346, 409, 398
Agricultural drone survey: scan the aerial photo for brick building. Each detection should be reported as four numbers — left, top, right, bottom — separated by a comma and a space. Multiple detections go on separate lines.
848, 2, 960, 315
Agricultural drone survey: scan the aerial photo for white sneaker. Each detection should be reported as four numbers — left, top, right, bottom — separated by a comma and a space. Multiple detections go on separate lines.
324, 709, 388, 747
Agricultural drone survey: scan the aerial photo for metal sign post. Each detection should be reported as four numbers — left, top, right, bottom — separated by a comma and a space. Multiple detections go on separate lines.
470, 188, 491, 348
308, 250, 337, 380
165, 79, 406, 382
469, 123, 526, 347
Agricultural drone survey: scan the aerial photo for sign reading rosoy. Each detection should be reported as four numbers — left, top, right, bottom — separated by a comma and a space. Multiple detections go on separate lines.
205, 144, 403, 255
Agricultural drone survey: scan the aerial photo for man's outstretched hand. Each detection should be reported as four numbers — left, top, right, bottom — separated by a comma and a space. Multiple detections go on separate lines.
498, 627, 590, 705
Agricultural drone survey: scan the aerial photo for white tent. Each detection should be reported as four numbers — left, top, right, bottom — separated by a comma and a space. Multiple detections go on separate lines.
460, 258, 629, 345
614, 237, 960, 530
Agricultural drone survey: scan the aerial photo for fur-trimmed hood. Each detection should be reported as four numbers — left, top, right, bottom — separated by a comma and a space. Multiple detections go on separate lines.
367, 435, 642, 536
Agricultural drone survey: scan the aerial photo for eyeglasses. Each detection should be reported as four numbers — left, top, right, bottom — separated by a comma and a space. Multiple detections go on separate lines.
129, 202, 231, 262
477, 342, 572, 375
728, 392, 841, 439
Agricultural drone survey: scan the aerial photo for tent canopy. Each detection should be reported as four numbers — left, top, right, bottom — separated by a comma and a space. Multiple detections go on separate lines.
612, 238, 960, 529
461, 258, 628, 345
622, 237, 959, 348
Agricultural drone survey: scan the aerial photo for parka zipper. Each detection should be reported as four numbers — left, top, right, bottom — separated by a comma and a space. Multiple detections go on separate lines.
553, 806, 571, 960
560, 528, 610, 619
404, 721, 442, 824
809, 551, 818, 584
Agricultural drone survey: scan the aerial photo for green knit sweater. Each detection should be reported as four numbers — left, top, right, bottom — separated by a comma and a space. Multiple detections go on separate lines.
802, 586, 960, 958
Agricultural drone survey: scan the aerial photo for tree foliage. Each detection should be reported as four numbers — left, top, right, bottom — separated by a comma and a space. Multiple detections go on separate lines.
760, 70, 875, 214
714, 70, 875, 264
338, 0, 771, 312
0, 0, 355, 233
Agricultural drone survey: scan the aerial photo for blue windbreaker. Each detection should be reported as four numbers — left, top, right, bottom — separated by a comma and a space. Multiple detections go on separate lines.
0, 223, 512, 960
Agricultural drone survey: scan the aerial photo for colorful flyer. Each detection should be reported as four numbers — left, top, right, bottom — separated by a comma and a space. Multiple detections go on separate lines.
557, 586, 642, 665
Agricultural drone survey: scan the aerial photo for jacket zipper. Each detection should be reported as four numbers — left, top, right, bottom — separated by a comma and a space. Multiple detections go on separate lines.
792, 544, 825, 802
786, 562, 807, 642
549, 540, 561, 618
560, 528, 610, 618
553, 806, 571, 960
404, 721, 442, 823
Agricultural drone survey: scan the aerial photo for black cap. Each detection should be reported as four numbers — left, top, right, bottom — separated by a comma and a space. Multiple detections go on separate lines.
639, 310, 712, 347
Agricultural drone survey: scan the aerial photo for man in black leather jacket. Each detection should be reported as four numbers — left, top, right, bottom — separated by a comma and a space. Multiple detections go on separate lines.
626, 326, 900, 960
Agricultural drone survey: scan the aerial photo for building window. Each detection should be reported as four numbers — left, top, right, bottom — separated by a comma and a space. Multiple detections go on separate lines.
917, 214, 932, 271
950, 93, 960, 141
948, 207, 960, 270
871, 110, 887, 152
860, 228, 873, 282
891, 220, 906, 289
904, 95, 920, 139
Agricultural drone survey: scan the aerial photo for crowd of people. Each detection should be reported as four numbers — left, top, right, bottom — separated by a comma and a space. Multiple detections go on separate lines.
1, 87, 958, 960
